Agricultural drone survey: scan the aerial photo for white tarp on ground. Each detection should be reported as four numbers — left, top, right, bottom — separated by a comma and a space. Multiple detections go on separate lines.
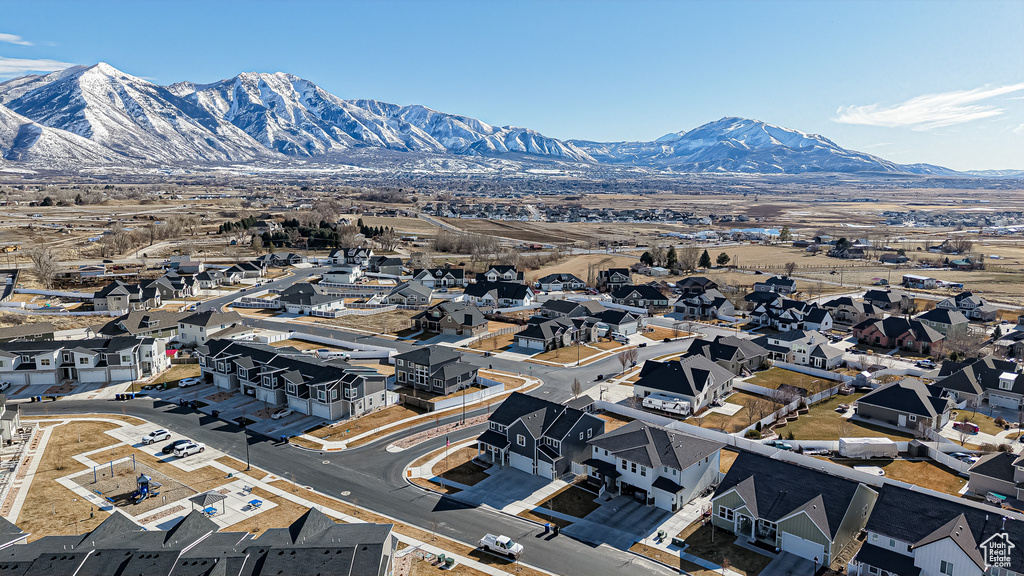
839, 437, 898, 459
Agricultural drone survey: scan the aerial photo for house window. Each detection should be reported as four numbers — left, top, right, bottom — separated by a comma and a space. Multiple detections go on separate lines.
718, 507, 734, 522
871, 533, 878, 542
40, 359, 51, 366
909, 415, 917, 422
398, 372, 405, 382
587, 428, 593, 439
620, 460, 626, 470
889, 538, 895, 548
517, 434, 526, 447
79, 357, 88, 365
939, 561, 954, 575
579, 432, 584, 440
631, 462, 637, 473
121, 355, 131, 363
396, 359, 404, 366
867, 567, 879, 576
0, 360, 5, 368
640, 466, 646, 477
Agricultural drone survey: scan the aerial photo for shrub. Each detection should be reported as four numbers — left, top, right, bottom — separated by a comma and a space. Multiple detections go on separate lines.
755, 421, 762, 432
995, 417, 1007, 426
980, 443, 998, 452
745, 429, 761, 439
786, 431, 795, 440
999, 443, 1012, 452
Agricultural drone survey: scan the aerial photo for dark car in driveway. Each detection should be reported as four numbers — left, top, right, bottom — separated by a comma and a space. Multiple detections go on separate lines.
162, 439, 192, 455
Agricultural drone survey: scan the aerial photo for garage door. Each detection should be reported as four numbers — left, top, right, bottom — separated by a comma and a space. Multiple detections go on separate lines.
509, 452, 534, 475
781, 532, 825, 563
537, 460, 554, 480
990, 394, 1019, 409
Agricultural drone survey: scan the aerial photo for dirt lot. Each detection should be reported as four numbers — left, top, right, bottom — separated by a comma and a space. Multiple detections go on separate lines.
596, 412, 634, 432
829, 458, 966, 495
315, 309, 418, 332
305, 404, 427, 442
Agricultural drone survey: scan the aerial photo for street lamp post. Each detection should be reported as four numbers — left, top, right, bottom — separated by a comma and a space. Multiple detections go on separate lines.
242, 423, 251, 471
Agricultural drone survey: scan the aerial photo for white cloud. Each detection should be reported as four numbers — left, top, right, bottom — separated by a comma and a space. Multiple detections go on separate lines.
835, 83, 1024, 130
0, 33, 32, 46
0, 56, 76, 78
1015, 123, 1024, 135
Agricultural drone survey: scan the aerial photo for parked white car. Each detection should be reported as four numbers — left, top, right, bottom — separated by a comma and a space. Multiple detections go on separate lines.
142, 429, 171, 445
174, 441, 206, 457
178, 377, 201, 387
479, 534, 523, 559
271, 409, 293, 420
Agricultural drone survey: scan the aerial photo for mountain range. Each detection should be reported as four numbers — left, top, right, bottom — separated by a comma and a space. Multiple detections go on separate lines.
0, 62, 959, 175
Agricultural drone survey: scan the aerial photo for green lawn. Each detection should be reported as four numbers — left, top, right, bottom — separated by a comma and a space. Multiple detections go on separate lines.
954, 411, 1011, 437
745, 367, 834, 394
781, 392, 917, 441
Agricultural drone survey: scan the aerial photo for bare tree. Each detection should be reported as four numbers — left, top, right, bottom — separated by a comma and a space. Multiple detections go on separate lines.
617, 348, 639, 373
677, 244, 701, 272
376, 228, 399, 251
571, 378, 583, 399
946, 235, 974, 255
27, 245, 61, 289
784, 262, 797, 277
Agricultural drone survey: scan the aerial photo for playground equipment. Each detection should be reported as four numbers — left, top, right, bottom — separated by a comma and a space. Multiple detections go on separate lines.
132, 473, 162, 504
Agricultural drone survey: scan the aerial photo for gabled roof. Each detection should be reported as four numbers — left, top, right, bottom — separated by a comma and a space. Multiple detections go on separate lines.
916, 307, 968, 325
486, 392, 596, 441
180, 310, 243, 328
589, 421, 723, 471
714, 452, 866, 540
611, 284, 666, 301
411, 300, 486, 327
388, 281, 433, 299
937, 355, 1022, 396
536, 273, 585, 285
683, 335, 768, 368
634, 355, 736, 398
394, 345, 461, 367
857, 378, 950, 418
853, 316, 943, 343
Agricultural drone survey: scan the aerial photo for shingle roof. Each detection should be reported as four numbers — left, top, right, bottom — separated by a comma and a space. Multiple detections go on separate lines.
634, 355, 736, 398
714, 452, 865, 540
394, 345, 461, 367
589, 421, 723, 471
857, 378, 950, 418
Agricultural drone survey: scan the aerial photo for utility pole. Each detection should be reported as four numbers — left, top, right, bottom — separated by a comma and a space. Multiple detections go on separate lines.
243, 423, 251, 471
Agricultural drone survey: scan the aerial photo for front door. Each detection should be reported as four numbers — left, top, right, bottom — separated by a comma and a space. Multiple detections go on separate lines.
898, 414, 907, 427
736, 515, 754, 539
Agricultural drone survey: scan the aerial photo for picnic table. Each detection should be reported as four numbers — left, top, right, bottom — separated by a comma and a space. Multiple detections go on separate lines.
203, 506, 217, 516
248, 499, 263, 510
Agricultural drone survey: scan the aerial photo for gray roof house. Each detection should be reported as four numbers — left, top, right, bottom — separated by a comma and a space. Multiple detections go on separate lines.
384, 281, 433, 306
855, 378, 953, 433
682, 335, 769, 375
586, 421, 724, 511
916, 307, 969, 336
394, 345, 478, 395
633, 355, 737, 411
711, 452, 878, 566
477, 392, 605, 480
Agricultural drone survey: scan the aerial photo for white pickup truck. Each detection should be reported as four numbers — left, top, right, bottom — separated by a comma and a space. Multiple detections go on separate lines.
479, 534, 523, 559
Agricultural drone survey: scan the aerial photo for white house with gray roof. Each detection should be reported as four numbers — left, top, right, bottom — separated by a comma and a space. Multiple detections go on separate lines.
585, 421, 723, 511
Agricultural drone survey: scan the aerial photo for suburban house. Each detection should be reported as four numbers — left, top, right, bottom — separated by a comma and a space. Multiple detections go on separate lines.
539, 299, 606, 319
633, 355, 737, 411
753, 276, 797, 295
597, 268, 632, 291
141, 272, 199, 300
535, 273, 587, 292
464, 281, 534, 308
477, 265, 525, 283
678, 276, 718, 296
93, 280, 161, 312
412, 267, 468, 288
748, 299, 832, 333
915, 307, 969, 336
394, 346, 478, 395
935, 355, 1024, 408
752, 329, 845, 369
902, 273, 938, 289
848, 484, 1023, 576
276, 284, 347, 317
852, 317, 944, 355
176, 310, 247, 346
0, 322, 56, 342
855, 378, 953, 432
514, 316, 596, 352
330, 246, 375, 266
936, 291, 1000, 322
821, 296, 881, 325
476, 392, 605, 479
0, 337, 170, 386
966, 451, 1024, 503
611, 285, 670, 311
585, 421, 724, 512
683, 335, 769, 375
0, 508, 397, 576
879, 253, 909, 264
194, 269, 237, 288
674, 288, 736, 320
164, 255, 204, 274
196, 339, 390, 420
256, 252, 306, 267
384, 282, 433, 306
224, 260, 267, 279
94, 309, 190, 340
712, 452, 878, 566
411, 301, 488, 337
863, 288, 915, 313
593, 309, 643, 336
321, 265, 363, 285
365, 255, 403, 276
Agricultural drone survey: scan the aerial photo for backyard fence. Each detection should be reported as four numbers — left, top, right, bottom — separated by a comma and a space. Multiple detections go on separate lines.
463, 325, 525, 348
401, 376, 508, 412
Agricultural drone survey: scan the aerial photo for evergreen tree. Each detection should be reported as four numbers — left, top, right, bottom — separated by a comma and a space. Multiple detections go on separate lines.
779, 226, 791, 242
640, 251, 654, 266
699, 249, 712, 269
716, 252, 731, 267
666, 247, 678, 269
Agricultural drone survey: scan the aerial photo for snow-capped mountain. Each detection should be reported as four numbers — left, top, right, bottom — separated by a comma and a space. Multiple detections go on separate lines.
0, 103, 121, 166
0, 64, 967, 175
571, 117, 943, 174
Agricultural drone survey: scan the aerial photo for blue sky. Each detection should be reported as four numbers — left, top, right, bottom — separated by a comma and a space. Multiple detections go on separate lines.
1, 0, 1022, 170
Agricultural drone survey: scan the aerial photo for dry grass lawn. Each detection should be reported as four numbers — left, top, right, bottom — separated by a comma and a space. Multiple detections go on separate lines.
225, 486, 320, 535
695, 391, 781, 434
215, 455, 268, 481
596, 412, 634, 432
17, 421, 121, 540
431, 447, 490, 486
720, 449, 740, 474
673, 521, 774, 575
306, 404, 427, 442
467, 332, 516, 351
782, 393, 916, 441
268, 338, 336, 351
531, 345, 604, 363
832, 458, 967, 495
745, 367, 836, 394
150, 363, 201, 385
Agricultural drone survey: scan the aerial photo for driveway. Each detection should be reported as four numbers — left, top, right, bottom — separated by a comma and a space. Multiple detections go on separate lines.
563, 495, 671, 549
453, 467, 552, 510
760, 552, 815, 576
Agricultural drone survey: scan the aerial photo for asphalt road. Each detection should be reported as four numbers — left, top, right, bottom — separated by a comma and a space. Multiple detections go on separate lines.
21, 399, 676, 576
